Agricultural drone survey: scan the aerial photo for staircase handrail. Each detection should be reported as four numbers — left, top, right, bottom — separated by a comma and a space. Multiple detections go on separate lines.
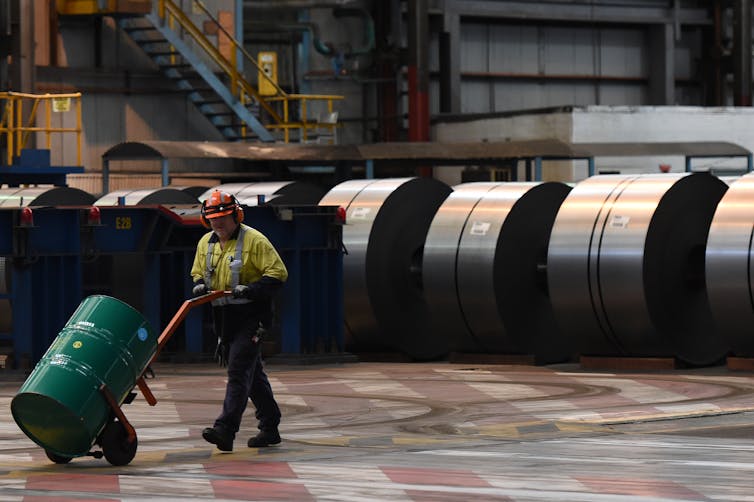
156, 0, 283, 123
189, 0, 288, 98
155, 0, 344, 142
265, 93, 343, 143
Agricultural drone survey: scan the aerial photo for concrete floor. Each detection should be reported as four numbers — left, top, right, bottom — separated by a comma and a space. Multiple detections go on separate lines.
1, 361, 754, 501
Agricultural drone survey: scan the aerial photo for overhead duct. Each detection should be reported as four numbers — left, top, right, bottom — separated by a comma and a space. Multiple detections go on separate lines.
547, 173, 728, 366
245, 0, 358, 8
706, 172, 754, 356
244, 1, 374, 58
320, 177, 452, 359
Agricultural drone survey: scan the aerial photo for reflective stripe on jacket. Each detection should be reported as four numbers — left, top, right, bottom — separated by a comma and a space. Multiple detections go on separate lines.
190, 223, 288, 305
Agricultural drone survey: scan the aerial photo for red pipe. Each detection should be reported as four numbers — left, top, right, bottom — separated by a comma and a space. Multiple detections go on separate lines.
408, 65, 431, 177
408, 66, 429, 143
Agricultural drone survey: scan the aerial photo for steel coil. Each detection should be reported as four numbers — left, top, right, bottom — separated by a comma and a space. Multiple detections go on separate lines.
424, 182, 571, 362
706, 172, 754, 356
0, 187, 95, 207
548, 173, 728, 365
321, 177, 452, 359
423, 182, 500, 355
319, 179, 380, 348
460, 182, 573, 362
95, 188, 198, 205
202, 182, 326, 206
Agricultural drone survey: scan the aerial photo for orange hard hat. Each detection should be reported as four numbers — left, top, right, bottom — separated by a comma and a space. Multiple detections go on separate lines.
200, 190, 244, 227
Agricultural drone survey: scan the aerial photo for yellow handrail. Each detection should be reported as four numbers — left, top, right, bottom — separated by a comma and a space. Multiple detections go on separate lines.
157, 0, 282, 122
265, 94, 343, 143
155, 0, 343, 143
189, 0, 288, 98
0, 92, 82, 166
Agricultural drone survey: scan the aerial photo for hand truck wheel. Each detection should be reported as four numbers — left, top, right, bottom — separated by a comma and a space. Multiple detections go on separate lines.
44, 450, 72, 464
99, 420, 137, 466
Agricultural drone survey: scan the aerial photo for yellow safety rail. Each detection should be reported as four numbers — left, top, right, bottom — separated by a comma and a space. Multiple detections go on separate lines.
156, 0, 343, 143
265, 94, 343, 143
0, 92, 82, 166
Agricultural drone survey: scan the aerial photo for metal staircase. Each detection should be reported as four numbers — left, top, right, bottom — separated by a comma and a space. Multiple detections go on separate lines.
118, 0, 342, 143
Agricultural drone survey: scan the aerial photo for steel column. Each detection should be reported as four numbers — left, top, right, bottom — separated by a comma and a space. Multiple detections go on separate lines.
440, 11, 461, 114
733, 0, 752, 106
648, 23, 675, 105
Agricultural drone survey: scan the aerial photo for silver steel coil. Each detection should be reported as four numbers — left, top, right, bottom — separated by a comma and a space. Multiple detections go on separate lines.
95, 188, 198, 205
706, 172, 754, 356
319, 178, 380, 348
202, 181, 327, 206
459, 181, 573, 363
423, 182, 500, 355
0, 187, 95, 207
424, 181, 572, 363
548, 173, 728, 365
320, 177, 452, 359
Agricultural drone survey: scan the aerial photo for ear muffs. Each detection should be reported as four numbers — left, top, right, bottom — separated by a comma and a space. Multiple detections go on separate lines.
235, 201, 244, 224
200, 199, 211, 228
200, 195, 244, 228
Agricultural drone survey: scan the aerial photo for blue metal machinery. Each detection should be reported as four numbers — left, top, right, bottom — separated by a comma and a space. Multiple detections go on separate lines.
0, 203, 344, 367
0, 207, 85, 367
0, 149, 84, 187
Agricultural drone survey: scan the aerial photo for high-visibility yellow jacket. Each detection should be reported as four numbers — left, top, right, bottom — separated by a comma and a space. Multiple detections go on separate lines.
191, 223, 288, 292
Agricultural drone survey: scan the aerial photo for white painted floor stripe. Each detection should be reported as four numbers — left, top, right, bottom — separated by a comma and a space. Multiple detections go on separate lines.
131, 426, 191, 441
654, 402, 721, 414
292, 463, 410, 501
345, 379, 424, 398
467, 382, 547, 400
276, 394, 308, 407
368, 399, 429, 420
0, 452, 33, 462
514, 398, 580, 412
283, 417, 331, 429
128, 401, 181, 424
481, 472, 589, 492
576, 377, 684, 404
118, 474, 215, 498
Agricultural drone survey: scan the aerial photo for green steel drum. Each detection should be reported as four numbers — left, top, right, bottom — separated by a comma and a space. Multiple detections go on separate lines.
11, 295, 157, 457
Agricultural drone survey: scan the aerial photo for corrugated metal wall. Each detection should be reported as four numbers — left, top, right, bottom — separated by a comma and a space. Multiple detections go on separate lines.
457, 23, 648, 113
20, 1, 731, 169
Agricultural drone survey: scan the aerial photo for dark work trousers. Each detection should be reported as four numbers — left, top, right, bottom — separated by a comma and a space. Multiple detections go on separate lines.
213, 304, 281, 436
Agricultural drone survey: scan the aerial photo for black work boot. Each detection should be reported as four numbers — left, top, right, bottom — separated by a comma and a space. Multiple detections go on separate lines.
247, 429, 281, 448
202, 426, 234, 452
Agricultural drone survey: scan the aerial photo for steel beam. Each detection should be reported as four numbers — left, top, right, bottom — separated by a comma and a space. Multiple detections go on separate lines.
440, 12, 461, 114
447, 0, 711, 25
648, 23, 674, 105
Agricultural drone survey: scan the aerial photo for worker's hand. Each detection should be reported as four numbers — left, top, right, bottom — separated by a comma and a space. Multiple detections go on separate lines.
192, 283, 208, 297
232, 284, 250, 299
